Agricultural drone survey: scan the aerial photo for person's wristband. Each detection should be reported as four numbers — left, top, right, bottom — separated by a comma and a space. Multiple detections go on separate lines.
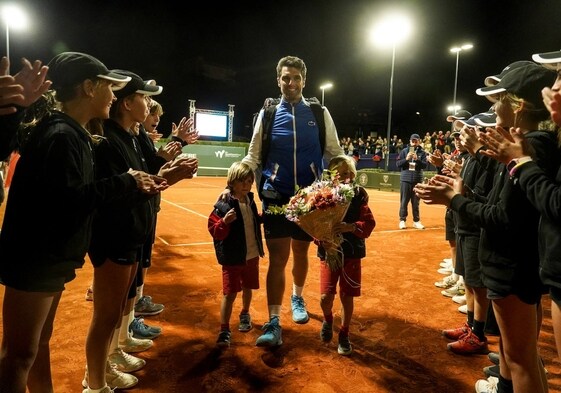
507, 156, 532, 176
172, 135, 188, 147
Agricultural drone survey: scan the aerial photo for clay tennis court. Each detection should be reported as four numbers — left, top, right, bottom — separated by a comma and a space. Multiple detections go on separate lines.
0, 176, 560, 392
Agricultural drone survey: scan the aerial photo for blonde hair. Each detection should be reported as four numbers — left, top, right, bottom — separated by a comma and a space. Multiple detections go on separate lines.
227, 162, 254, 189
328, 155, 357, 178
149, 99, 164, 116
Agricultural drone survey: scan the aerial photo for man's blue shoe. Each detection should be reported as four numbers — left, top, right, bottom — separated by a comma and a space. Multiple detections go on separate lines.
291, 295, 309, 324
255, 316, 283, 347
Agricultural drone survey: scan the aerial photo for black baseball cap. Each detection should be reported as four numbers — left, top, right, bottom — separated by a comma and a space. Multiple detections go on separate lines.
410, 133, 420, 140
532, 50, 561, 70
476, 63, 555, 109
483, 60, 536, 87
47, 52, 131, 91
446, 109, 472, 123
452, 111, 497, 131
111, 69, 163, 99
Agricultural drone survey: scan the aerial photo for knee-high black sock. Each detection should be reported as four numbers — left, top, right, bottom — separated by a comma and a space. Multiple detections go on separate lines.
467, 310, 474, 328
472, 319, 486, 341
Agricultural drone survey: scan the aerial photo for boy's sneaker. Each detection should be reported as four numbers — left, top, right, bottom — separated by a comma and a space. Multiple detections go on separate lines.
129, 317, 161, 340
452, 294, 466, 305
435, 274, 457, 288
320, 321, 333, 342
255, 316, 283, 347
458, 304, 468, 314
216, 330, 231, 348
447, 331, 488, 355
475, 376, 498, 393
440, 258, 452, 268
108, 348, 146, 373
441, 282, 465, 297
413, 221, 425, 230
337, 333, 353, 356
442, 321, 471, 340
85, 286, 93, 301
399, 220, 406, 229
82, 362, 138, 389
483, 364, 500, 378
291, 295, 309, 324
119, 334, 153, 353
238, 313, 252, 332
134, 295, 164, 317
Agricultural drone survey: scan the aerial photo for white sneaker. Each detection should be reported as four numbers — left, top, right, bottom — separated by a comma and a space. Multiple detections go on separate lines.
475, 376, 498, 393
439, 259, 452, 268
119, 334, 153, 353
441, 282, 465, 297
442, 258, 452, 264
82, 387, 114, 393
105, 362, 138, 389
108, 348, 146, 372
413, 221, 425, 229
458, 304, 468, 314
82, 361, 138, 389
434, 274, 457, 288
437, 266, 453, 275
399, 220, 406, 229
452, 294, 466, 305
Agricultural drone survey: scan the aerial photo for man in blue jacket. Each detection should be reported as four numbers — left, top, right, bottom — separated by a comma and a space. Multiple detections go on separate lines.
242, 56, 343, 347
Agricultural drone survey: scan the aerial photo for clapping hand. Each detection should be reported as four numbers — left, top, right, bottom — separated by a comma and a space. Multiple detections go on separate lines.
128, 169, 169, 194
542, 86, 561, 127
157, 156, 198, 185
478, 126, 532, 164
0, 57, 51, 115
172, 117, 200, 145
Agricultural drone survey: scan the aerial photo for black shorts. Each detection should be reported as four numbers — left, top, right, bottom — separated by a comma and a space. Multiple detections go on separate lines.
262, 198, 313, 241
88, 247, 139, 268
485, 270, 544, 306
0, 260, 78, 292
445, 208, 456, 242
456, 234, 483, 287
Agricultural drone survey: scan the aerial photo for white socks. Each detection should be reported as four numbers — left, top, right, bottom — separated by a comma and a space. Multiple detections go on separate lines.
118, 310, 132, 345
292, 284, 303, 297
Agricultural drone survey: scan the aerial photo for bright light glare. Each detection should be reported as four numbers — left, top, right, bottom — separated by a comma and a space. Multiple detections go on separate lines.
370, 13, 412, 48
447, 105, 462, 112
320, 83, 333, 90
450, 43, 473, 53
1, 4, 28, 30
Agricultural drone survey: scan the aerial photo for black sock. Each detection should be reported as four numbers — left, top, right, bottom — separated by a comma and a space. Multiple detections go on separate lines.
467, 311, 474, 328
498, 375, 513, 393
472, 320, 486, 341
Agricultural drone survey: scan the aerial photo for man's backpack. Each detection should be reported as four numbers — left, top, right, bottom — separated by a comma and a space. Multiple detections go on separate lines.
252, 97, 326, 198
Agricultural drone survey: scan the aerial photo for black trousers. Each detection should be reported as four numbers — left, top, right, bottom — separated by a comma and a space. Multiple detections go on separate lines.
399, 181, 420, 222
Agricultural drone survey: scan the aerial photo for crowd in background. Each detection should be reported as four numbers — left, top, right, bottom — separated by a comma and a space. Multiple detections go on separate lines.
339, 129, 456, 160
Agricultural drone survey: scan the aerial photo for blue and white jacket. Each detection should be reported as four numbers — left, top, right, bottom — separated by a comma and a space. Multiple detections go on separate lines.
243, 97, 343, 198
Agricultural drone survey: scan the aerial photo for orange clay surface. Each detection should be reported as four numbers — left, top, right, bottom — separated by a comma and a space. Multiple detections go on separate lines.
0, 176, 560, 392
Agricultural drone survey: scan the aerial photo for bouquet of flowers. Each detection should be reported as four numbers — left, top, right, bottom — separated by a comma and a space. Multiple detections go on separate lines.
267, 170, 355, 270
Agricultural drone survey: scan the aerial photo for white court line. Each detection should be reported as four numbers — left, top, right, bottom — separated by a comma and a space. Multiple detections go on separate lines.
160, 199, 208, 219
156, 227, 445, 248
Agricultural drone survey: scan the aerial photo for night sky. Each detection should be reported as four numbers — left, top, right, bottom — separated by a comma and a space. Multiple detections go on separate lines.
9, 0, 561, 142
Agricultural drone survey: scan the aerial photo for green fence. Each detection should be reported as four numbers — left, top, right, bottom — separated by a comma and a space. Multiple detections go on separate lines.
181, 144, 246, 176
